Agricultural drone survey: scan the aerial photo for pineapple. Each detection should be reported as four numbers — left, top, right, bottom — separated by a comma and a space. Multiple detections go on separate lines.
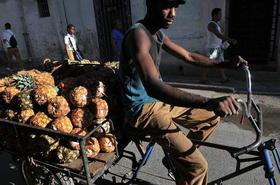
58, 77, 78, 94
33, 72, 55, 86
0, 78, 7, 93
70, 108, 94, 128
52, 116, 73, 133
30, 112, 52, 128
2, 86, 20, 104
92, 81, 105, 98
70, 128, 87, 150
34, 85, 57, 105
99, 134, 116, 153
4, 109, 17, 120
9, 74, 35, 91
70, 86, 91, 108
0, 86, 6, 93
91, 98, 109, 119
17, 91, 33, 110
19, 109, 35, 123
0, 78, 6, 87
56, 146, 79, 163
94, 119, 111, 135
86, 137, 100, 158
47, 96, 70, 118
16, 69, 41, 78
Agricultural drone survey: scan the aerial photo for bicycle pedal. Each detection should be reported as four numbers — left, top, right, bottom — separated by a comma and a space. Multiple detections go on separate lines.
168, 170, 175, 181
162, 157, 176, 181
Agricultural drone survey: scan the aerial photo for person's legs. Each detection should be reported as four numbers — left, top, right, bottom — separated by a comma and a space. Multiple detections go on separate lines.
217, 50, 229, 83
200, 48, 212, 83
13, 48, 22, 69
170, 107, 220, 142
6, 48, 13, 69
9, 48, 22, 69
131, 102, 220, 185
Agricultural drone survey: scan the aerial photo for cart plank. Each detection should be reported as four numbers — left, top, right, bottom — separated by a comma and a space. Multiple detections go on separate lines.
59, 152, 115, 176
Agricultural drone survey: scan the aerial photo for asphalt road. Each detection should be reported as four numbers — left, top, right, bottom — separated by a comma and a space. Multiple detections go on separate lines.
0, 89, 279, 185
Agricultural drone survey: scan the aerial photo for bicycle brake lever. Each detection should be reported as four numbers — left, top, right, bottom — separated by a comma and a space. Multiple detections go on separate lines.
236, 99, 249, 120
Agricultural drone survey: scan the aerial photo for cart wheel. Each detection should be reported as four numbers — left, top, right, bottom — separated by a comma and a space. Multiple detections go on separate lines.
21, 159, 74, 185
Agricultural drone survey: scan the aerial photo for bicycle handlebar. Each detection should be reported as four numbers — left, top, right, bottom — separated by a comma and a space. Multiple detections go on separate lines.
231, 64, 263, 158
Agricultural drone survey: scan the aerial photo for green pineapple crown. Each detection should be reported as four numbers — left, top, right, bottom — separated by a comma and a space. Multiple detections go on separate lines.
11, 74, 36, 91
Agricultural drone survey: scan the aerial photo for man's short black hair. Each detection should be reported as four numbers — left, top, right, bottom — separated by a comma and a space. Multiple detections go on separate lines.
146, 0, 185, 7
67, 24, 75, 30
211, 8, 222, 17
4, 22, 11, 29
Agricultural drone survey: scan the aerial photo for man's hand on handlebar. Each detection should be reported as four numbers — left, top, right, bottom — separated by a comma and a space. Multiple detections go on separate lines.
231, 55, 248, 69
205, 96, 240, 118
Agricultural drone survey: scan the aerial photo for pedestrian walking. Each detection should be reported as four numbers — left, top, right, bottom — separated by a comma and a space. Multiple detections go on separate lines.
1, 22, 22, 70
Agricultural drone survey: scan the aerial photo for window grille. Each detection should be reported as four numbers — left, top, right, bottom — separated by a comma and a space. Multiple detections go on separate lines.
37, 0, 50, 17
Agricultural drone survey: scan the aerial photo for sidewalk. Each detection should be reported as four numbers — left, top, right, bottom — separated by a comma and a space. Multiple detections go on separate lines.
163, 69, 280, 96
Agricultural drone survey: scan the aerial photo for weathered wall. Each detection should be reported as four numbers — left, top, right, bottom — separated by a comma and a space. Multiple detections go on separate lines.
0, 0, 99, 63
60, 0, 100, 60
0, 0, 28, 60
130, 0, 227, 76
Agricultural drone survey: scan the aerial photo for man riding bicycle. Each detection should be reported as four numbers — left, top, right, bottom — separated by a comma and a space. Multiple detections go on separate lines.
119, 0, 247, 184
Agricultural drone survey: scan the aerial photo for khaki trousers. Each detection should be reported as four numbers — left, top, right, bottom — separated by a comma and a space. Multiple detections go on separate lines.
130, 101, 220, 185
6, 47, 22, 69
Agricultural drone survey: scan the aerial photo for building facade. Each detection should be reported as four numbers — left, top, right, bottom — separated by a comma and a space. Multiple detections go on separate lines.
0, 0, 279, 73
0, 0, 99, 62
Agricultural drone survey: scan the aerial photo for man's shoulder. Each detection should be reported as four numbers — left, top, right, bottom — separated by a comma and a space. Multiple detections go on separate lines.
64, 34, 70, 39
208, 21, 217, 26
127, 24, 150, 39
2, 29, 12, 35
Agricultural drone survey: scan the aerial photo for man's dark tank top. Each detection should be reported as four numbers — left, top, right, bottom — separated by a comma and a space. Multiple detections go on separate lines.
119, 23, 164, 117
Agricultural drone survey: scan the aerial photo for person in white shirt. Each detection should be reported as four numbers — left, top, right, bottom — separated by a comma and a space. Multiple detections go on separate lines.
1, 22, 22, 70
201, 8, 237, 83
64, 24, 83, 60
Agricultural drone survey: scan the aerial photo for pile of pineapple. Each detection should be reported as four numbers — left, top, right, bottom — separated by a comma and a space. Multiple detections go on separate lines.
0, 61, 119, 163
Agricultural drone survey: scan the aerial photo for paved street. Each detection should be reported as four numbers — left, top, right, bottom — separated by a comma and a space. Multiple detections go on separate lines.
0, 89, 279, 185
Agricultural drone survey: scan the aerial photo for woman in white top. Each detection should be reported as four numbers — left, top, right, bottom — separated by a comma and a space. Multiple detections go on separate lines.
201, 8, 237, 83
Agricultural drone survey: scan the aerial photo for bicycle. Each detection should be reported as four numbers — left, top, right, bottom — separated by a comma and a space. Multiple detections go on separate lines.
120, 64, 280, 185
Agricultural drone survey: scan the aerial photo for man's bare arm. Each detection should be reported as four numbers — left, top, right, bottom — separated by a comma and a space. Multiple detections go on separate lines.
162, 34, 220, 66
126, 28, 210, 108
162, 34, 246, 68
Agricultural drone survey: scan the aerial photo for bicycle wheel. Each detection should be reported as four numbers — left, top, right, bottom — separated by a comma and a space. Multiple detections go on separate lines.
21, 159, 74, 185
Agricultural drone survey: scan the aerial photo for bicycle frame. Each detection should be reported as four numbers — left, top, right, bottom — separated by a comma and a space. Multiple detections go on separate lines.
121, 65, 280, 185
188, 65, 280, 185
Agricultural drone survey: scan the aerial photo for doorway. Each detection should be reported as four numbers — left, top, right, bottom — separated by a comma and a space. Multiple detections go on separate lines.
228, 0, 279, 64
93, 0, 132, 61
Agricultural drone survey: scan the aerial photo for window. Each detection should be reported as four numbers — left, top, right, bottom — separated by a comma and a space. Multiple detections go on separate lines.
37, 0, 50, 17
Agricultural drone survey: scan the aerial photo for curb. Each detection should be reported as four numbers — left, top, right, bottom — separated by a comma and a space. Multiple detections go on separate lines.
167, 82, 280, 96
167, 82, 236, 93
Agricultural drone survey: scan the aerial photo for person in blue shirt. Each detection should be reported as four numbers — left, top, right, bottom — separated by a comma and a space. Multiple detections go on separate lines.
111, 20, 124, 60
